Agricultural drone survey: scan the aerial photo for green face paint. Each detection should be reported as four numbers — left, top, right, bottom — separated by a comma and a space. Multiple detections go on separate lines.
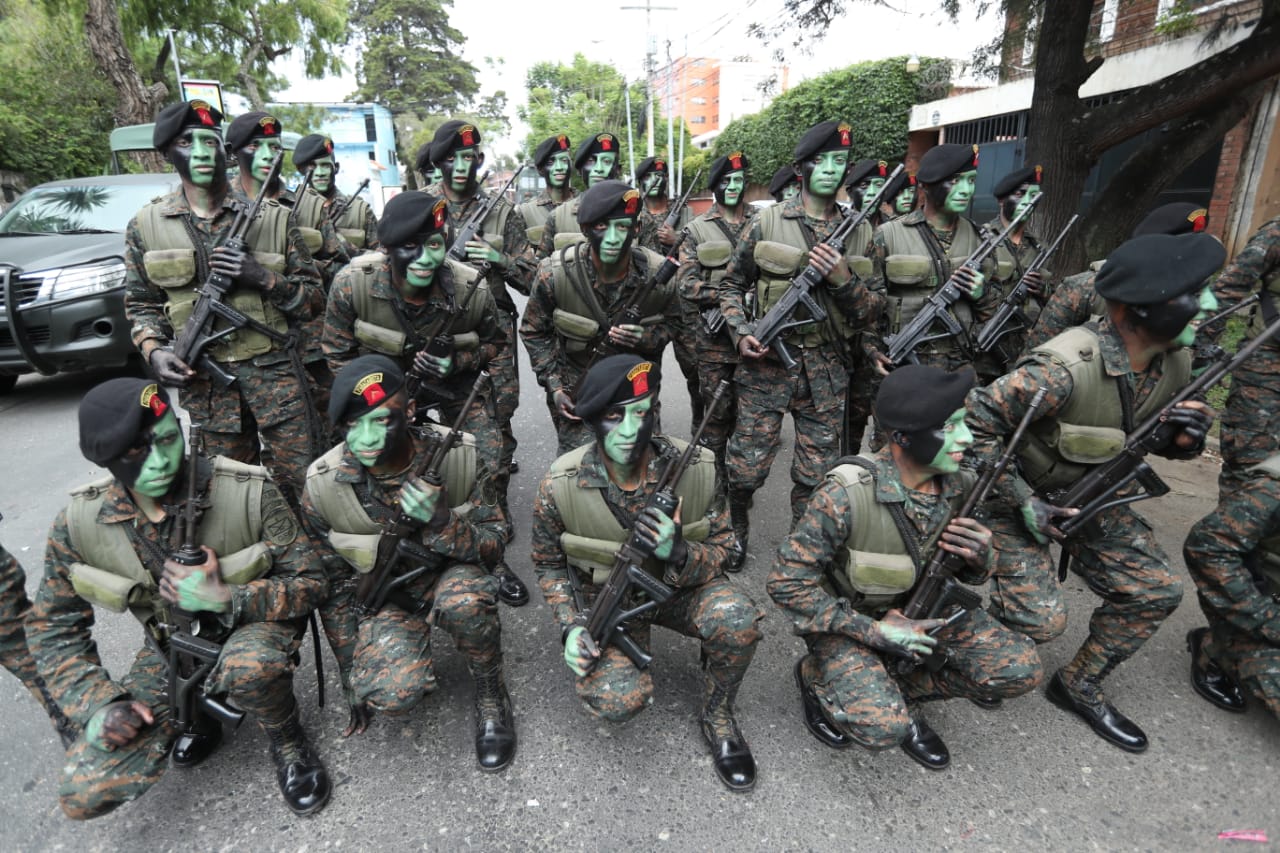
1012, 182, 1041, 219
719, 171, 746, 208
132, 413, 185, 497
311, 157, 337, 193
860, 177, 887, 212
925, 408, 973, 474
592, 217, 634, 265
547, 152, 572, 188
598, 396, 656, 466
587, 153, 617, 186
781, 182, 801, 202
400, 234, 448, 289
894, 185, 916, 214
804, 151, 849, 197
449, 147, 479, 192
346, 406, 394, 467
1175, 286, 1220, 348
173, 129, 225, 188
944, 170, 977, 215
642, 171, 666, 197
249, 138, 282, 186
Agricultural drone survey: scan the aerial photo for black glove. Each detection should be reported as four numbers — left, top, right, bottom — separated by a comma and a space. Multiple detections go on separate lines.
148, 347, 193, 387
209, 245, 270, 290
633, 504, 686, 564
1152, 404, 1213, 460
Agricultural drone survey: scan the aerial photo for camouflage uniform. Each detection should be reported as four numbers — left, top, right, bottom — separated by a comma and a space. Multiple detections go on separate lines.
677, 207, 755, 482
1212, 215, 1280, 490
978, 218, 1043, 382
638, 204, 701, 421
124, 188, 325, 506
966, 318, 1189, 667
768, 452, 1041, 748
517, 189, 573, 266
26, 465, 324, 820
1184, 456, 1280, 718
1, 540, 74, 741
718, 194, 882, 517
535, 197, 584, 261
302, 433, 505, 713
530, 438, 763, 721
520, 245, 677, 454
1021, 267, 1103, 355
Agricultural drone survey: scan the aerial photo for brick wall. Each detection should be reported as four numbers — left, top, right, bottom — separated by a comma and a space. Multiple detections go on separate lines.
1210, 113, 1257, 249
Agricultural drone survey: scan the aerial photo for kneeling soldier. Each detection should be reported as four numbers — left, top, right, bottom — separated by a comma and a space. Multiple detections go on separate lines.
769, 366, 1041, 769
303, 356, 516, 771
27, 379, 330, 819
531, 355, 764, 791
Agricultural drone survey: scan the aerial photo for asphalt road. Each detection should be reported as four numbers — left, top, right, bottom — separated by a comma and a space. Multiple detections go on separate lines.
0, 338, 1276, 852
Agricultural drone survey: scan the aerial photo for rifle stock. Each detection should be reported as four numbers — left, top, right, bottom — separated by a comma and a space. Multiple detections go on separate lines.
663, 169, 702, 230
327, 178, 370, 225
975, 213, 1078, 354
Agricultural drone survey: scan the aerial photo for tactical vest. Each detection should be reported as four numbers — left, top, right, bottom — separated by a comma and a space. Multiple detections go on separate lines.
518, 199, 552, 247
343, 252, 485, 361
1019, 325, 1191, 492
548, 439, 715, 585
284, 188, 325, 256
685, 215, 737, 308
550, 199, 587, 250
304, 427, 478, 574
549, 244, 671, 359
825, 460, 974, 612
137, 200, 291, 362
752, 206, 870, 345
63, 458, 274, 622
334, 194, 372, 250
878, 216, 988, 353
984, 219, 1022, 289
1245, 268, 1280, 338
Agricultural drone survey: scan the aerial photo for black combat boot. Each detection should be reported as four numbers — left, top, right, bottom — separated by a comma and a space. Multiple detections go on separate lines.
263, 704, 332, 815
30, 672, 78, 749
793, 658, 852, 749
494, 562, 530, 608
171, 713, 223, 768
470, 658, 516, 772
1046, 655, 1147, 753
699, 673, 756, 792
1186, 628, 1246, 712
900, 709, 950, 770
726, 488, 752, 573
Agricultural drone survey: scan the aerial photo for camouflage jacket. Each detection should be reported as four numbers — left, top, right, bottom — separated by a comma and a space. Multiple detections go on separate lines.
1022, 268, 1101, 354
427, 182, 534, 303
1214, 215, 1280, 305
637, 202, 691, 255
271, 184, 351, 278
677, 206, 755, 308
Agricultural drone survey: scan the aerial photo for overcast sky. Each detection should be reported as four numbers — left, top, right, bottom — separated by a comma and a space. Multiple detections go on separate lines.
271, 0, 1001, 155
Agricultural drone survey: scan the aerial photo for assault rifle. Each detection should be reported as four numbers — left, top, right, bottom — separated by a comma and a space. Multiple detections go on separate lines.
895, 389, 1047, 673
354, 373, 488, 615
663, 169, 703, 231
404, 270, 486, 407
170, 151, 286, 389
975, 213, 1078, 356
884, 191, 1042, 366
327, 178, 370, 225
1050, 310, 1280, 550
152, 424, 246, 737
569, 229, 691, 398
1190, 293, 1260, 369
573, 380, 730, 670
753, 163, 905, 370
287, 165, 315, 233
446, 167, 525, 264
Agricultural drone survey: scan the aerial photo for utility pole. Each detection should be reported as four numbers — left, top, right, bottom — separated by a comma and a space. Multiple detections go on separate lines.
621, 0, 675, 157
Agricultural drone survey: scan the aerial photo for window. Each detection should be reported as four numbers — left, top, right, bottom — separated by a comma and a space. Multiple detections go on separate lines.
690, 78, 704, 87
1099, 0, 1119, 42
691, 97, 706, 105
690, 116, 707, 124
364, 113, 377, 142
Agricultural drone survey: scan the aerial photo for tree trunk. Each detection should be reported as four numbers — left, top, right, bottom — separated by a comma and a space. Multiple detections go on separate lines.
238, 41, 267, 110
83, 0, 168, 170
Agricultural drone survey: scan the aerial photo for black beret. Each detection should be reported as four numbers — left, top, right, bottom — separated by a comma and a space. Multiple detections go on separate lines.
793, 120, 854, 161
574, 132, 621, 169
635, 157, 669, 180
534, 134, 573, 169
917, 143, 980, 184
769, 165, 800, 198
992, 164, 1043, 199
377, 191, 448, 247
577, 180, 641, 226
575, 354, 661, 422
845, 158, 889, 188
429, 120, 483, 167
708, 151, 749, 188
224, 111, 283, 151
293, 134, 335, 168
153, 100, 223, 150
1132, 202, 1208, 238
884, 167, 914, 200
330, 355, 406, 427
79, 379, 173, 465
414, 141, 435, 174
1095, 232, 1226, 305
874, 365, 974, 432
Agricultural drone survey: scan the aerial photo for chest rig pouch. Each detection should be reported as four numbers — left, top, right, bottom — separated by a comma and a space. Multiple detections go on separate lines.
348, 255, 486, 359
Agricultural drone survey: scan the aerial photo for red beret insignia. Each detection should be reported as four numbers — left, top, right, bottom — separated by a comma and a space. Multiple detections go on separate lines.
557, 134, 569, 150
626, 362, 653, 396
622, 189, 640, 216
1034, 164, 1043, 184
972, 144, 980, 167
260, 116, 279, 136
140, 383, 167, 416
354, 373, 386, 407
191, 100, 215, 127
325, 138, 334, 154
837, 123, 852, 147
460, 124, 476, 147
728, 152, 743, 170
655, 159, 666, 171
877, 160, 888, 177
1189, 208, 1208, 232
908, 172, 917, 186
598, 133, 614, 151
432, 199, 448, 230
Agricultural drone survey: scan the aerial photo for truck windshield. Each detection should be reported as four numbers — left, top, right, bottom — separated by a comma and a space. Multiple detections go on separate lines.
0, 182, 173, 234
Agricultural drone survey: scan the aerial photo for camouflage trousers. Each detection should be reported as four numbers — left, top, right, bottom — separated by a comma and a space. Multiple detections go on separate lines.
492, 307, 520, 478
693, 322, 739, 478
843, 343, 876, 455
1202, 619, 1280, 719
727, 344, 848, 517
58, 621, 305, 820
987, 506, 1183, 667
319, 562, 501, 714
0, 546, 54, 714
802, 607, 1042, 749
572, 575, 763, 723
1219, 346, 1280, 491
670, 298, 704, 423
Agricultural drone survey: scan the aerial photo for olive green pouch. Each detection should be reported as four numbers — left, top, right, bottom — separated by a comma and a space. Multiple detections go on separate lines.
849, 256, 873, 279
297, 227, 324, 256
845, 551, 917, 598
327, 531, 381, 574
143, 249, 196, 289
884, 255, 932, 285
353, 319, 407, 355
696, 240, 733, 268
219, 542, 272, 585
68, 563, 145, 613
554, 232, 586, 250
526, 225, 545, 245
754, 241, 805, 276
1053, 423, 1126, 464
552, 308, 601, 342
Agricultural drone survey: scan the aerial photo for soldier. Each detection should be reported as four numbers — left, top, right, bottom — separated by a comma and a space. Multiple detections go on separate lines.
516, 133, 576, 255
531, 355, 763, 791
677, 151, 755, 492
28, 378, 330, 818
1022, 202, 1208, 353
1183, 455, 1280, 719
125, 101, 324, 508
520, 180, 678, 454
302, 356, 516, 770
886, 169, 918, 219
770, 366, 1041, 768
291, 132, 379, 255
718, 120, 882, 568
1211, 213, 1280, 491
966, 232, 1224, 752
843, 158, 893, 230
769, 165, 802, 204
421, 120, 531, 482
322, 191, 528, 606
535, 131, 624, 259
1, 517, 77, 747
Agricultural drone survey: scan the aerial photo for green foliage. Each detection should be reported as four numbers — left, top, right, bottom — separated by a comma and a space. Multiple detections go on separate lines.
271, 104, 330, 137
0, 1, 114, 182
712, 56, 950, 185
351, 0, 478, 113
1154, 1, 1198, 38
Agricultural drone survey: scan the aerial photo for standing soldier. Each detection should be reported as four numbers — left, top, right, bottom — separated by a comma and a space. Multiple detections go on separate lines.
29, 379, 331, 818
678, 151, 755, 492
718, 120, 882, 567
291, 133, 379, 255
302, 357, 517, 770
516, 133, 576, 254
124, 101, 324, 508
531, 355, 763, 791
769, 165, 802, 204
966, 233, 1224, 752
322, 191, 527, 606
838, 158, 889, 454
536, 132, 624, 259
521, 180, 678, 454
978, 164, 1047, 380
886, 170, 918, 219
770, 366, 1041, 768
843, 158, 893, 230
